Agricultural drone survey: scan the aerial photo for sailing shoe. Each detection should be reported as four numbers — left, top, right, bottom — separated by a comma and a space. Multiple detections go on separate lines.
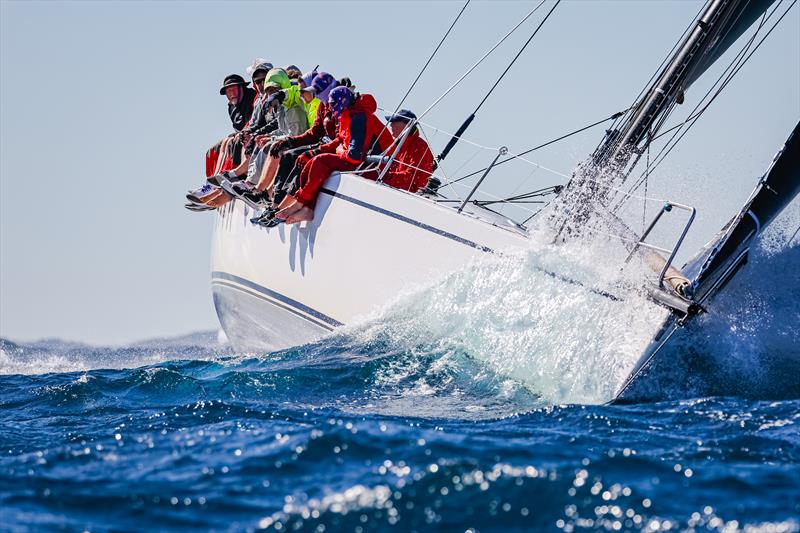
185, 202, 215, 212
207, 170, 238, 187
186, 183, 219, 203
232, 180, 257, 196
219, 179, 263, 210
250, 205, 277, 225
261, 216, 285, 228
232, 181, 269, 207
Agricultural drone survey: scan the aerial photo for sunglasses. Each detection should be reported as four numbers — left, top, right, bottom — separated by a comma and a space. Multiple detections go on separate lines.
253, 78, 266, 85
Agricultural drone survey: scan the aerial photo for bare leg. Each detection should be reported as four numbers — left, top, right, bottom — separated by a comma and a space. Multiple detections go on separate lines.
275, 194, 300, 212
214, 137, 231, 175
228, 152, 251, 177
274, 199, 304, 222
256, 154, 281, 193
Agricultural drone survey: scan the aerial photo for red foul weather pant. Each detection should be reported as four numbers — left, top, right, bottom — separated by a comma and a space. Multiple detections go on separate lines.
296, 154, 359, 208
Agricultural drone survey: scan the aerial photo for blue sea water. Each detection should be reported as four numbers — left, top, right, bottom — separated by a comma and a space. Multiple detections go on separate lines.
1, 326, 799, 532
2, 210, 798, 532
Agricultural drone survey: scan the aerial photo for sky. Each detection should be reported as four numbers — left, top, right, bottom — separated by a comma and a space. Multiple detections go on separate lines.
1, 0, 798, 345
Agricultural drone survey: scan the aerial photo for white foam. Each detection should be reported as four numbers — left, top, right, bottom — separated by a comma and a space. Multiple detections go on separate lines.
344, 225, 670, 405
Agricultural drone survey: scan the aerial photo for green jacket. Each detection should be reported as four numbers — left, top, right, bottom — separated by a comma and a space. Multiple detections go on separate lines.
305, 98, 321, 130
264, 68, 308, 136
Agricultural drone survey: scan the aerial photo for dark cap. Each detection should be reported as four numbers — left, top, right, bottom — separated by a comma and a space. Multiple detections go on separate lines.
251, 62, 273, 79
219, 74, 246, 95
385, 109, 417, 123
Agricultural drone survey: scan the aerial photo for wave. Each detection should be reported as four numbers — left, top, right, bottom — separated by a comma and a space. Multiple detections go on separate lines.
0, 331, 229, 377
3, 204, 797, 410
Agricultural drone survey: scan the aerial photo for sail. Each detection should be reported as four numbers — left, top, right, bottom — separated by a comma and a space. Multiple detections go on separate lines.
682, 0, 777, 91
599, 0, 778, 169
692, 121, 800, 294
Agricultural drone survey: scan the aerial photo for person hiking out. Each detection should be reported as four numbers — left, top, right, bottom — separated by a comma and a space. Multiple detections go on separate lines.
269, 86, 392, 225
204, 74, 257, 180
248, 72, 338, 222
187, 63, 273, 207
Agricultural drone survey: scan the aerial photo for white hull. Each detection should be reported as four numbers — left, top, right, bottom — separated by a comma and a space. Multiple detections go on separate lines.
211, 173, 531, 352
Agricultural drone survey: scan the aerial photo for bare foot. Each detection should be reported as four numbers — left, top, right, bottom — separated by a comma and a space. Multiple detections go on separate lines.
276, 202, 303, 220
275, 195, 298, 211
285, 206, 315, 224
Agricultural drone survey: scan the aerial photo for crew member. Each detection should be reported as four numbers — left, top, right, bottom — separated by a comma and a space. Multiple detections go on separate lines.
380, 109, 434, 193
273, 87, 392, 225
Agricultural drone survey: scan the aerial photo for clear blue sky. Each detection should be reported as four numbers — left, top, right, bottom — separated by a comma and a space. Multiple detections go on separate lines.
1, 0, 798, 345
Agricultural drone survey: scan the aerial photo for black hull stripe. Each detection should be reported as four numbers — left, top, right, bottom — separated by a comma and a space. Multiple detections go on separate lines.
212, 279, 335, 332
318, 187, 621, 302
211, 271, 343, 328
319, 188, 495, 253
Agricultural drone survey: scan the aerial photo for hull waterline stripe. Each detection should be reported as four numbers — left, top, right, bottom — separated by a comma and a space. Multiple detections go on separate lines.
212, 279, 335, 332
211, 271, 343, 328
320, 188, 620, 302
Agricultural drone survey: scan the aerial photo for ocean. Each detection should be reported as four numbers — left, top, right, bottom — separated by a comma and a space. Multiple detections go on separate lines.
1, 213, 798, 532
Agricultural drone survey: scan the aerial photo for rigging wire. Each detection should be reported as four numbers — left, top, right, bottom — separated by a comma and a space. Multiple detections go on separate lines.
415, 0, 548, 123
368, 0, 546, 176
606, 0, 774, 200
438, 0, 562, 162
789, 224, 800, 245
603, 2, 708, 137
366, 0, 471, 159
392, 0, 471, 115
442, 108, 628, 187
620, 0, 796, 200
641, 133, 651, 233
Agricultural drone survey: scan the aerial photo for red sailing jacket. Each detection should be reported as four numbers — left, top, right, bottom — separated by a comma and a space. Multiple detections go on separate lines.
319, 94, 392, 164
382, 131, 434, 192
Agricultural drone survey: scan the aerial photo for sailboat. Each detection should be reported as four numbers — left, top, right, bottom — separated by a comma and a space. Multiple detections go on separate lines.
208, 0, 799, 402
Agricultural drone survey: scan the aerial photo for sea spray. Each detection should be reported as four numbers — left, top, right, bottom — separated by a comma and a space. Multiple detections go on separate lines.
619, 198, 800, 400
340, 224, 669, 405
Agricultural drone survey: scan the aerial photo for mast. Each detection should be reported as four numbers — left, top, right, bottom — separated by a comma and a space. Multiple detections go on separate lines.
590, 0, 777, 185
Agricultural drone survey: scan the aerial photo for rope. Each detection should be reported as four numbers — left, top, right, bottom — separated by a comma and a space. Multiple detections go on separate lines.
416, 0, 548, 122
437, 0, 561, 161
443, 108, 627, 187
621, 0, 795, 201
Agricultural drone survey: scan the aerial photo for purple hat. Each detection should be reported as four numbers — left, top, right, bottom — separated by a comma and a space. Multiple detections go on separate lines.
328, 86, 355, 117
301, 70, 317, 88
304, 72, 337, 102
